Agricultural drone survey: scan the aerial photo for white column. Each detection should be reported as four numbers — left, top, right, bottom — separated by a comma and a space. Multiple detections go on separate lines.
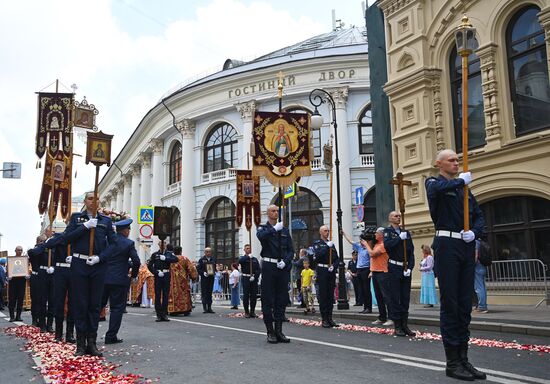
178, 119, 196, 258
331, 87, 353, 258
139, 153, 152, 205
122, 174, 132, 217
236, 100, 261, 254
115, 182, 124, 212
150, 139, 164, 206
130, 164, 141, 245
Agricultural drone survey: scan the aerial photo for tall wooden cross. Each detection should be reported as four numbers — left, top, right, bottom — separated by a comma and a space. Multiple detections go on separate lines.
390, 172, 412, 270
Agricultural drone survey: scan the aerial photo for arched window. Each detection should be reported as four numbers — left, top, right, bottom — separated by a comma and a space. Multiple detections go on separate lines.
171, 208, 181, 248
204, 123, 238, 173
205, 197, 238, 265
480, 196, 550, 266
285, 107, 321, 158
168, 142, 182, 185
362, 187, 377, 227
275, 187, 323, 252
507, 6, 550, 136
450, 46, 485, 153
358, 105, 373, 154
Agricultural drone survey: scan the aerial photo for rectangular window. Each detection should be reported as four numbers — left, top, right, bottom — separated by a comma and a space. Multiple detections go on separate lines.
359, 125, 373, 154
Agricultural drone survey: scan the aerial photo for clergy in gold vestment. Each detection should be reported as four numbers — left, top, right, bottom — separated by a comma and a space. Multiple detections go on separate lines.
130, 264, 155, 306
168, 246, 198, 315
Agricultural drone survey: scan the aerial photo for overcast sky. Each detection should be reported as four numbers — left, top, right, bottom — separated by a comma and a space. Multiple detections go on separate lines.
0, 0, 370, 253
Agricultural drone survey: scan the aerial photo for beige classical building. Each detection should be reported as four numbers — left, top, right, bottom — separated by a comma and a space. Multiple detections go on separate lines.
377, 0, 550, 303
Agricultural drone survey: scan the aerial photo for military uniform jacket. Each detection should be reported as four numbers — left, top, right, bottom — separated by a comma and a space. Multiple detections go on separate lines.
311, 239, 339, 274
196, 256, 217, 278
63, 212, 116, 259
383, 226, 415, 270
238, 255, 261, 280
27, 242, 50, 271
147, 250, 177, 275
256, 222, 294, 271
347, 259, 358, 274
103, 233, 141, 285
43, 233, 69, 265
425, 175, 485, 238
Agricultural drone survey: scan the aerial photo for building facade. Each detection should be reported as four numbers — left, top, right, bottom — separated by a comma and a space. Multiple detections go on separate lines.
98, 27, 375, 264
377, 0, 550, 296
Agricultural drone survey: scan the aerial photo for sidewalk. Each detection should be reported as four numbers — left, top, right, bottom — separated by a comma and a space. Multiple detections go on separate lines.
284, 303, 550, 337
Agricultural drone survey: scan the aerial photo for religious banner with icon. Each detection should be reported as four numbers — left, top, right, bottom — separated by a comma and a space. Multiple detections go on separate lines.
73, 97, 98, 131
235, 170, 261, 231
36, 92, 74, 219
36, 92, 74, 158
252, 111, 312, 188
38, 151, 72, 218
7, 256, 29, 278
85, 131, 113, 166
153, 206, 173, 239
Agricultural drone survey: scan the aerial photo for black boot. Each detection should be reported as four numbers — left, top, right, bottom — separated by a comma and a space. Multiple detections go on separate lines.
444, 346, 475, 381
207, 304, 215, 314
31, 315, 38, 326
54, 319, 63, 341
162, 311, 170, 321
75, 332, 87, 356
321, 314, 331, 328
402, 316, 416, 337
274, 321, 290, 343
155, 311, 163, 322
9, 309, 15, 322
250, 305, 256, 318
39, 318, 47, 333
265, 322, 278, 344
244, 305, 250, 318
15, 310, 22, 322
394, 319, 406, 337
459, 344, 486, 380
202, 303, 208, 314
66, 321, 76, 344
328, 314, 339, 327
86, 332, 103, 357
46, 317, 54, 333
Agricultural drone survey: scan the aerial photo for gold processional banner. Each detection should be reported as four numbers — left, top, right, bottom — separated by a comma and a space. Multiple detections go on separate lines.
36, 92, 74, 219
252, 111, 312, 188
235, 170, 261, 231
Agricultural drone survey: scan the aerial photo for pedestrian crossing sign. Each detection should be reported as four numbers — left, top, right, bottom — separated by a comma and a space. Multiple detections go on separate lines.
138, 206, 154, 224
284, 183, 296, 199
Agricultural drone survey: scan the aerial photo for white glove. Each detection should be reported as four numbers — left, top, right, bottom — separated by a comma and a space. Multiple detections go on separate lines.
250, 276, 255, 282
327, 241, 334, 248
158, 271, 164, 277
403, 269, 411, 277
328, 266, 334, 272
460, 230, 475, 243
83, 218, 98, 229
276, 260, 285, 269
65, 256, 72, 263
7, 276, 11, 281
86, 256, 100, 265
160, 255, 166, 261
399, 231, 408, 240
274, 222, 284, 231
458, 172, 472, 185
47, 267, 55, 274
203, 272, 208, 277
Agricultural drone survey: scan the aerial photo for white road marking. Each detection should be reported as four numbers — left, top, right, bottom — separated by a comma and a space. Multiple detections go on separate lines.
166, 317, 550, 384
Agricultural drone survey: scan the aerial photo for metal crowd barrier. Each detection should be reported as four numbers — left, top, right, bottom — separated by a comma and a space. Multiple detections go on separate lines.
485, 259, 549, 307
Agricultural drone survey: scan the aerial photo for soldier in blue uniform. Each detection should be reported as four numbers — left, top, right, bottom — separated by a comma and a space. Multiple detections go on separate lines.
41, 230, 76, 343
257, 204, 294, 344
425, 149, 486, 381
63, 192, 117, 357
311, 225, 339, 328
100, 218, 140, 344
27, 233, 55, 333
383, 211, 415, 337
148, 241, 177, 321
196, 247, 216, 314
238, 244, 261, 318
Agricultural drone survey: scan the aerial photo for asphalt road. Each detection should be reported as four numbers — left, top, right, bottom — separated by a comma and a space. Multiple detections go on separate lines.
1, 306, 549, 384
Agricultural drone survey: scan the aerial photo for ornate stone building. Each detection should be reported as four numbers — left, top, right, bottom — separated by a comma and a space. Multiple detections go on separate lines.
98, 27, 375, 264
377, 0, 550, 298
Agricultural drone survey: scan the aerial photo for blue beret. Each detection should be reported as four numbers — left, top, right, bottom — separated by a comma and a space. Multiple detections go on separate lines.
114, 218, 133, 229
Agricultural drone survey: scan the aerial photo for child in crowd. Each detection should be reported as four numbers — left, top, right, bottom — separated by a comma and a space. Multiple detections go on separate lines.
301, 260, 315, 314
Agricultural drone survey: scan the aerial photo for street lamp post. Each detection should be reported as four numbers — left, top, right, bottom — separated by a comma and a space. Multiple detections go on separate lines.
309, 88, 349, 310
455, 15, 476, 230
